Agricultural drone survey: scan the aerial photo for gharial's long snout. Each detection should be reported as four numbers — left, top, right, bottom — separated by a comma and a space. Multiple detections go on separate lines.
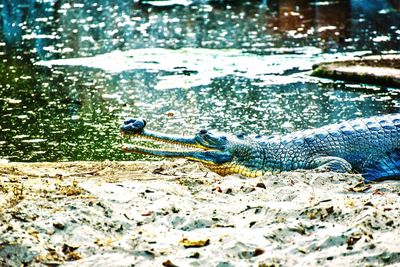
120, 117, 234, 169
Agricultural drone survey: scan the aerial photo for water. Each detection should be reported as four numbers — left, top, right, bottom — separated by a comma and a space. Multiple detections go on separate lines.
0, 0, 399, 162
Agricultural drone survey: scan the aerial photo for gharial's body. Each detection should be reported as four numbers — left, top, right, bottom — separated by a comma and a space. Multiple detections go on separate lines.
120, 114, 400, 183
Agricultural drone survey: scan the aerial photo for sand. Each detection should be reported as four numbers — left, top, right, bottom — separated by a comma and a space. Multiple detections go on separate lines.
0, 160, 399, 266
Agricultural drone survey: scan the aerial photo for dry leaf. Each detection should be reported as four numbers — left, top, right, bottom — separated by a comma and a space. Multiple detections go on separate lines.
348, 182, 371, 193
180, 237, 210, 248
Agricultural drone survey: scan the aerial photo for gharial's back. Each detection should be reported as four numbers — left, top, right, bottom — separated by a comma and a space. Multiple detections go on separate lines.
268, 113, 400, 181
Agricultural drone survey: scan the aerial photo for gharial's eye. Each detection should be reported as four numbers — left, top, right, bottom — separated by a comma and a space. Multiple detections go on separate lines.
199, 129, 208, 135
236, 133, 245, 139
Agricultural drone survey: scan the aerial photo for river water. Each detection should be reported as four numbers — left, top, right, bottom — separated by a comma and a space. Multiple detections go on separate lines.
0, 0, 399, 161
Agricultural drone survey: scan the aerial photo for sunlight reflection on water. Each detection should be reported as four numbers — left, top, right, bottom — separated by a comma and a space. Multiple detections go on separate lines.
0, 0, 399, 161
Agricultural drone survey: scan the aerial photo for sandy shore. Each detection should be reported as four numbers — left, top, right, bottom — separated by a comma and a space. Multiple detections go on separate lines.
0, 160, 399, 266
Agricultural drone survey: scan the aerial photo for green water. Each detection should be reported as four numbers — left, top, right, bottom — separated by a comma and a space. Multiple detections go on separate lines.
0, 0, 399, 161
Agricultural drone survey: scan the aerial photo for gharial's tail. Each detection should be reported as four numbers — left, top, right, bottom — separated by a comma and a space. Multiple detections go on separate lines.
363, 150, 400, 183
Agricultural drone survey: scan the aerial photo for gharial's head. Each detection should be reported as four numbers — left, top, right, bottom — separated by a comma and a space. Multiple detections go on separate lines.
120, 118, 265, 177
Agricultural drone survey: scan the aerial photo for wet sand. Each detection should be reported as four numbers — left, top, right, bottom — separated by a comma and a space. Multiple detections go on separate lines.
0, 160, 399, 266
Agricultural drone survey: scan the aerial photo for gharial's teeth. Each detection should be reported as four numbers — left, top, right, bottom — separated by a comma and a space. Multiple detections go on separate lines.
123, 135, 204, 153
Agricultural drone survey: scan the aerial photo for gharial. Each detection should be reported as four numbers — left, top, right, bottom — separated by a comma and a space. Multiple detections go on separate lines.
120, 113, 400, 183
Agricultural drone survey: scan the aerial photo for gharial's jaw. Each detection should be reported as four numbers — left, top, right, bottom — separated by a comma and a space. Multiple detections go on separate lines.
121, 130, 202, 155
202, 162, 265, 178
120, 118, 265, 178
122, 136, 264, 178
121, 127, 233, 165
122, 140, 232, 164
120, 118, 205, 155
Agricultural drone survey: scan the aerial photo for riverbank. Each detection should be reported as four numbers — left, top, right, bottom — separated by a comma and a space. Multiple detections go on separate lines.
311, 54, 400, 88
0, 160, 399, 266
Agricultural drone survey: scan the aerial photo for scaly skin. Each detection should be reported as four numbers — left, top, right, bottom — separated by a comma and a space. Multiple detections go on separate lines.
120, 114, 400, 182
